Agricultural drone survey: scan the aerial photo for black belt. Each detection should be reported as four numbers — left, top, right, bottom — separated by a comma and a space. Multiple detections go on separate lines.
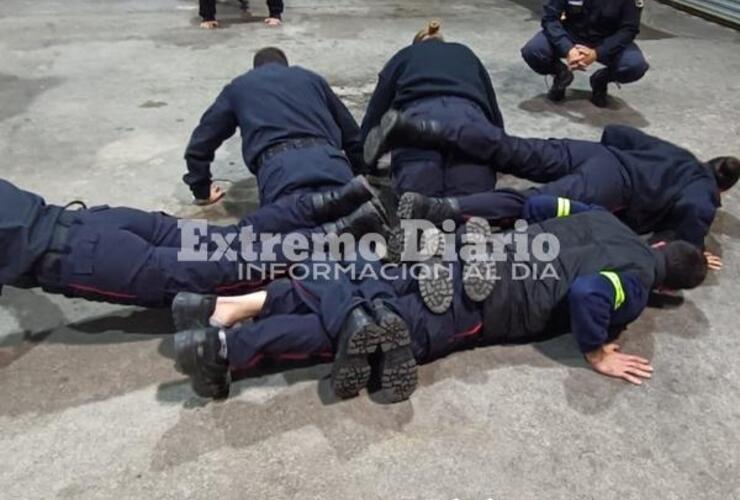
256, 138, 328, 168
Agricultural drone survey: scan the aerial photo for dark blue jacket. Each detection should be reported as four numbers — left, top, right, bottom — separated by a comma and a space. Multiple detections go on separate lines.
0, 180, 62, 291
542, 0, 641, 62
360, 40, 504, 139
184, 64, 364, 200
602, 125, 720, 248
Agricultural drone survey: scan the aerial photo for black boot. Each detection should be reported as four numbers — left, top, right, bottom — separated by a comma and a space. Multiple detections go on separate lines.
397, 192, 461, 225
322, 198, 390, 238
363, 109, 448, 168
174, 327, 230, 400
547, 62, 574, 102
310, 176, 376, 223
172, 292, 217, 331
332, 307, 385, 399
370, 300, 418, 403
462, 218, 497, 302
590, 69, 610, 108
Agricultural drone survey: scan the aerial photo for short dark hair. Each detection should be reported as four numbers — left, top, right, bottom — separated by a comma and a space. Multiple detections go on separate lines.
253, 47, 288, 68
661, 241, 707, 290
708, 156, 740, 191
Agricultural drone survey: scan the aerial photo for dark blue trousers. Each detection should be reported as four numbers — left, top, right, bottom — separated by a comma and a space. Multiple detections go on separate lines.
391, 96, 497, 197
521, 30, 649, 84
256, 144, 354, 206
224, 262, 484, 369
34, 195, 329, 307
442, 122, 632, 218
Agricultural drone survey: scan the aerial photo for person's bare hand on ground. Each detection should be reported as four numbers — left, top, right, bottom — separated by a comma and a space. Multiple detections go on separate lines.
704, 251, 723, 271
194, 185, 225, 206
200, 20, 220, 29
585, 343, 653, 385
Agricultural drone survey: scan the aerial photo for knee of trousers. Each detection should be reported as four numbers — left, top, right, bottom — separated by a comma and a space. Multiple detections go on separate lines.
521, 43, 556, 75
611, 59, 649, 84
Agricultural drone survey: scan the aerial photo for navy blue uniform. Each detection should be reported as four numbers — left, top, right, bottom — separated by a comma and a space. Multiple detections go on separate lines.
184, 64, 362, 204
0, 180, 347, 307
361, 40, 504, 197
221, 208, 654, 369
0, 180, 63, 292
521, 0, 648, 84
199, 0, 284, 22
433, 123, 720, 248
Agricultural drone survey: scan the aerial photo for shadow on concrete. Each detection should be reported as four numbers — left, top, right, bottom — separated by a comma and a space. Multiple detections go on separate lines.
151, 371, 415, 471
222, 177, 261, 218
518, 90, 650, 128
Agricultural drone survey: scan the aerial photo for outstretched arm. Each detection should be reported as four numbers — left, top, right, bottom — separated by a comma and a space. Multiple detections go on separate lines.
569, 272, 652, 384
323, 81, 365, 174
183, 87, 238, 202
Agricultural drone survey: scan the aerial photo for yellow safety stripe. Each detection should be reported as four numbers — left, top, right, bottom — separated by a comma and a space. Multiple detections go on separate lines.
599, 271, 625, 310
557, 197, 571, 217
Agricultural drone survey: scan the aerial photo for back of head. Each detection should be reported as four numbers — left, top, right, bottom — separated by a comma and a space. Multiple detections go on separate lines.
413, 20, 444, 44
708, 156, 740, 191
253, 47, 289, 68
661, 241, 707, 290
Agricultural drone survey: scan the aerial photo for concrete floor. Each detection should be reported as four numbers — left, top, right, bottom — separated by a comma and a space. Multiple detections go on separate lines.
1, 0, 739, 498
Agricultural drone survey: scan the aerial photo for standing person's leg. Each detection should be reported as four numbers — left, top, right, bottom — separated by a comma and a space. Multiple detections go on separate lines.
520, 31, 562, 76
520, 30, 574, 102
590, 43, 649, 107
607, 43, 650, 85
199, 0, 218, 28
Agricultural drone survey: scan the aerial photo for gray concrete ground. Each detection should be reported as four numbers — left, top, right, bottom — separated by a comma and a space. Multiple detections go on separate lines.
1, 0, 739, 498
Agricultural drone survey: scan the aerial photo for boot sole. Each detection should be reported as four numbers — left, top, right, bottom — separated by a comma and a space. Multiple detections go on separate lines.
391, 192, 420, 263
462, 218, 496, 302
172, 292, 215, 332
363, 110, 401, 167
331, 322, 385, 399
376, 314, 417, 403
418, 229, 453, 314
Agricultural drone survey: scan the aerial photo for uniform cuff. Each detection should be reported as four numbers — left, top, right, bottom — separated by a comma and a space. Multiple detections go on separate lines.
191, 182, 211, 201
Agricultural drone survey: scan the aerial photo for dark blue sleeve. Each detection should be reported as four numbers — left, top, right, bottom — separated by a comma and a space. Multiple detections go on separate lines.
595, 0, 641, 63
665, 185, 717, 248
360, 61, 399, 141
183, 86, 238, 200
478, 62, 505, 129
600, 124, 659, 150
522, 195, 599, 222
568, 272, 648, 353
541, 0, 574, 56
323, 81, 365, 174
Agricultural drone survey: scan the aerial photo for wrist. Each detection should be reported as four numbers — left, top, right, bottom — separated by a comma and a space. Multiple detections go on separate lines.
584, 346, 606, 366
